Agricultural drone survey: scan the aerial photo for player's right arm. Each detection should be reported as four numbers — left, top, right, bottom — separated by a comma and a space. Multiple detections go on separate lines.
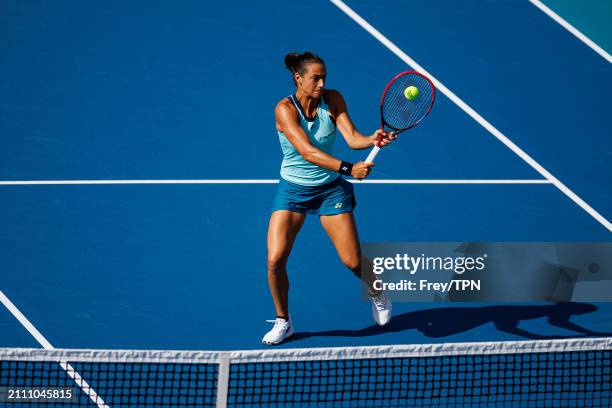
275, 100, 373, 179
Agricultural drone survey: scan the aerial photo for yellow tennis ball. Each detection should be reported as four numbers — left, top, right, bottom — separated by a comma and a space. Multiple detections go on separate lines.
404, 86, 419, 100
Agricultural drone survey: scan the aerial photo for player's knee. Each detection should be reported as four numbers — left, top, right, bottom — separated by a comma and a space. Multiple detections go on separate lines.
342, 254, 361, 271
267, 253, 288, 274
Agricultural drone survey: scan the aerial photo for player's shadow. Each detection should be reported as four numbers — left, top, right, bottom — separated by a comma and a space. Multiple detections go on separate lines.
287, 303, 612, 343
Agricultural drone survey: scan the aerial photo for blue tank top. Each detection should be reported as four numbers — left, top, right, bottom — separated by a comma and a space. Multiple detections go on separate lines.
277, 93, 340, 186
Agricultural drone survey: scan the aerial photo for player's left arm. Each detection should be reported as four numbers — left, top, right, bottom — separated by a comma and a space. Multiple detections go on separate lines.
326, 90, 395, 150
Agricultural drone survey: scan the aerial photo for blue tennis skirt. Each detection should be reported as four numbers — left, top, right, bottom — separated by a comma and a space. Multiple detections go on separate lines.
272, 176, 356, 215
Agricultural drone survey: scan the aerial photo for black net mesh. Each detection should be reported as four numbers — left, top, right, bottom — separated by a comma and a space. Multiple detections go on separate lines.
0, 360, 218, 407
227, 349, 611, 407
1, 341, 610, 407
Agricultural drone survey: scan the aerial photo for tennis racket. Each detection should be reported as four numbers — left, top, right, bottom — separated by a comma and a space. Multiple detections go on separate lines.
365, 70, 436, 163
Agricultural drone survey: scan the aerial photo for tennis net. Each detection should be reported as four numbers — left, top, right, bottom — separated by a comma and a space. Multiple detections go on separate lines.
1, 337, 610, 407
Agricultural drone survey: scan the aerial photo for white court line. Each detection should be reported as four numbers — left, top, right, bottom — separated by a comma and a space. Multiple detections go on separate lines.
0, 179, 280, 185
529, 0, 612, 64
0, 289, 110, 408
0, 179, 550, 185
330, 0, 612, 233
358, 179, 550, 184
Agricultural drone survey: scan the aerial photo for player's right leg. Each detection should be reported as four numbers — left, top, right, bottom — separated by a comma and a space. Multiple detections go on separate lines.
263, 210, 305, 345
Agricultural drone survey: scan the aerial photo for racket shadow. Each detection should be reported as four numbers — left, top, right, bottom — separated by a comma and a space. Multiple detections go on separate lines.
287, 302, 612, 343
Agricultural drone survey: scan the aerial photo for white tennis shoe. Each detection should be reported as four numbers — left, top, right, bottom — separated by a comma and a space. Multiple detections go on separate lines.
371, 292, 392, 326
262, 316, 294, 345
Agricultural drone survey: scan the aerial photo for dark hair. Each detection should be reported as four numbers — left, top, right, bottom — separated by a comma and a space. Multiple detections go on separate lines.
284, 52, 325, 76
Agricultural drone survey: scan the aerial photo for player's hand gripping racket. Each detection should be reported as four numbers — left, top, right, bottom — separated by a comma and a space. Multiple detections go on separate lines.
365, 70, 436, 163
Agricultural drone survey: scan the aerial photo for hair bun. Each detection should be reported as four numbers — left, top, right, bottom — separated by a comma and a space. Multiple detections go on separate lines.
284, 53, 301, 73
283, 52, 324, 83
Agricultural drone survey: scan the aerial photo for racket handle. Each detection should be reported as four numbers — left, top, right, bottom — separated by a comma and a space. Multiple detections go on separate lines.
365, 145, 381, 163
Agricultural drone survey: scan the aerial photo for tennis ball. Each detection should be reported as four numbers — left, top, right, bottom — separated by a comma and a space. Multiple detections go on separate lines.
404, 86, 419, 100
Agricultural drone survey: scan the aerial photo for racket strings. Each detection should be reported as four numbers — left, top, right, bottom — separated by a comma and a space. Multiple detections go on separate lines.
382, 74, 434, 131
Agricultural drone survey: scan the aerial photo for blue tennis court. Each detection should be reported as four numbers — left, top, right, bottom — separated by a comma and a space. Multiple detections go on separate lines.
1, 1, 611, 406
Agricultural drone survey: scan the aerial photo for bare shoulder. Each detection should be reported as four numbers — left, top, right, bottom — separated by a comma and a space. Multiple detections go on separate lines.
323, 89, 347, 118
323, 89, 344, 104
275, 97, 299, 132
275, 97, 297, 118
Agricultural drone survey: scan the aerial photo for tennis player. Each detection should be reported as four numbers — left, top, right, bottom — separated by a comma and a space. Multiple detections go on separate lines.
263, 52, 395, 345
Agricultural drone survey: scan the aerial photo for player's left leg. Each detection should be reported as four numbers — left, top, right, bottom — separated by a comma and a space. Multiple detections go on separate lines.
319, 213, 392, 325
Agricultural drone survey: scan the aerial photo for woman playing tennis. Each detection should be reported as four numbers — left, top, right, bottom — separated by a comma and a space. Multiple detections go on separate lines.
263, 52, 395, 345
